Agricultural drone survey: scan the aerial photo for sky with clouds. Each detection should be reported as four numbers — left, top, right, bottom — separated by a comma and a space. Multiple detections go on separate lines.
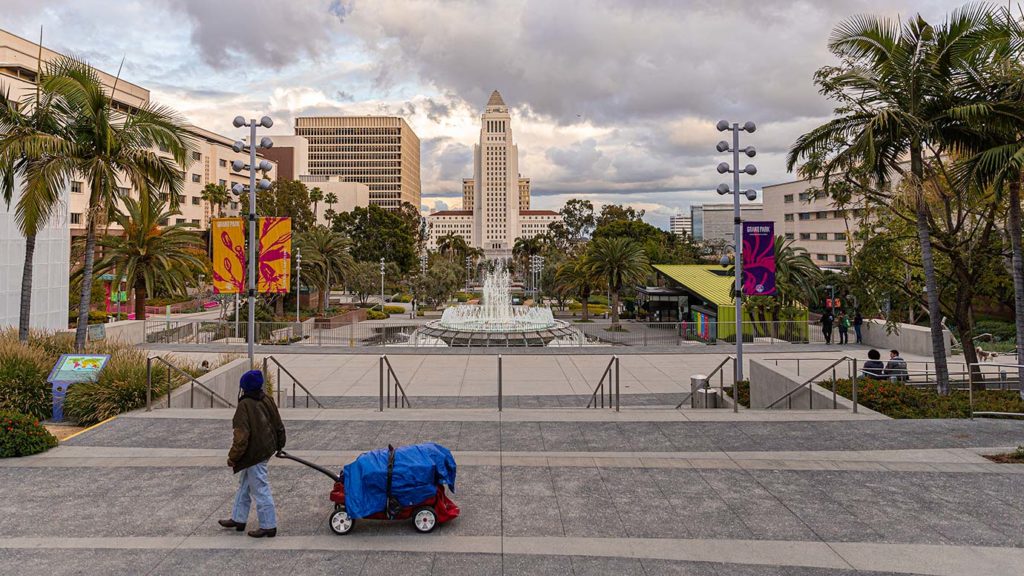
6, 0, 974, 228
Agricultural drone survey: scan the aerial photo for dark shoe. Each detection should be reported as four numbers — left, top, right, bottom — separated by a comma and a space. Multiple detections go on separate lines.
248, 527, 277, 538
218, 519, 246, 531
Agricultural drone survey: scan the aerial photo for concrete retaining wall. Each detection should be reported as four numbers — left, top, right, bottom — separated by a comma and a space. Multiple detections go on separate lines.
861, 321, 952, 357
749, 359, 880, 415
98, 320, 146, 345
165, 358, 248, 408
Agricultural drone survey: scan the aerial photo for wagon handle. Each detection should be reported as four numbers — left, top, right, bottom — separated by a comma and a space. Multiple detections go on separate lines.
276, 450, 342, 482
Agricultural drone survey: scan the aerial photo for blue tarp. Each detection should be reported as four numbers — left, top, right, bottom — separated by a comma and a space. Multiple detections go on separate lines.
342, 443, 457, 519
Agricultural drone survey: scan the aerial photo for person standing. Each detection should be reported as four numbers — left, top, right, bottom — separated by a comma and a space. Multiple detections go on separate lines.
837, 311, 850, 345
820, 309, 834, 344
218, 370, 286, 538
852, 312, 864, 344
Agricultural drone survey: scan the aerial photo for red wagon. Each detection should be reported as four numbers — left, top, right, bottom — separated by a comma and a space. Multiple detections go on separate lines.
277, 448, 460, 534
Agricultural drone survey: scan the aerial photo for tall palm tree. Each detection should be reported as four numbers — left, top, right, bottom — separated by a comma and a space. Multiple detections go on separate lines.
585, 237, 649, 325
555, 255, 604, 322
90, 197, 206, 319
786, 6, 1000, 394
200, 182, 229, 223
298, 225, 355, 315
436, 233, 469, 262
0, 53, 73, 341
773, 235, 821, 307
33, 55, 193, 350
309, 186, 324, 222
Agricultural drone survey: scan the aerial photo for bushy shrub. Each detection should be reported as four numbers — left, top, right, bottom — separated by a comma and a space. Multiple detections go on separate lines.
0, 411, 58, 457
394, 294, 412, 303
722, 380, 750, 408
383, 305, 405, 314
0, 341, 54, 420
587, 295, 609, 306
63, 348, 191, 426
366, 310, 389, 320
975, 320, 1016, 342
68, 310, 116, 327
829, 378, 1024, 418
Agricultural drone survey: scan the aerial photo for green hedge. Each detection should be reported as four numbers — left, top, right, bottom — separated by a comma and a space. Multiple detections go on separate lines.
0, 411, 58, 458
366, 310, 389, 320
0, 341, 53, 420
829, 378, 1024, 418
383, 305, 406, 314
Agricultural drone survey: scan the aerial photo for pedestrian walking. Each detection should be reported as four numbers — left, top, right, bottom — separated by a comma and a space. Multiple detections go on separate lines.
820, 309, 834, 344
218, 370, 287, 538
837, 311, 850, 345
853, 312, 864, 344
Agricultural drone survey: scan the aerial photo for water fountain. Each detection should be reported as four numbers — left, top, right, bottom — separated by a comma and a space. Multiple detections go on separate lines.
412, 264, 584, 347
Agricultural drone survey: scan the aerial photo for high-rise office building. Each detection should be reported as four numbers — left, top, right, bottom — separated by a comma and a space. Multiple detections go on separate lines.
690, 202, 763, 244
294, 116, 421, 211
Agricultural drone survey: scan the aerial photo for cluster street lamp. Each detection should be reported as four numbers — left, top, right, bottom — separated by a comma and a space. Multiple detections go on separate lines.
715, 119, 757, 385
465, 255, 473, 292
230, 115, 274, 369
530, 255, 545, 302
295, 248, 302, 323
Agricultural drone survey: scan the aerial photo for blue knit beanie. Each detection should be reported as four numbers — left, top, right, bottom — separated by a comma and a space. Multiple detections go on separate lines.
240, 370, 264, 393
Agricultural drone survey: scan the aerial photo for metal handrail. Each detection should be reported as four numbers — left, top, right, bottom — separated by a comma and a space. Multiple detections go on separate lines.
379, 355, 411, 411
675, 356, 734, 410
146, 355, 236, 411
263, 356, 323, 409
586, 356, 619, 411
765, 356, 854, 410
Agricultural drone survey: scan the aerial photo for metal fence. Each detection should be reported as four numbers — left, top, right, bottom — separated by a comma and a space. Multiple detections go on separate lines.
145, 319, 845, 348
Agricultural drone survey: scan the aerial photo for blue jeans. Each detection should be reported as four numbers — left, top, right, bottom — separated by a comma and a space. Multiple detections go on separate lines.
231, 461, 277, 529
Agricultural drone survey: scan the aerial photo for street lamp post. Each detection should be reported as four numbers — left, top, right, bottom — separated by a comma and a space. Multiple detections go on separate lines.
715, 119, 757, 384
379, 257, 386, 312
229, 115, 274, 370
295, 248, 302, 323
465, 255, 472, 292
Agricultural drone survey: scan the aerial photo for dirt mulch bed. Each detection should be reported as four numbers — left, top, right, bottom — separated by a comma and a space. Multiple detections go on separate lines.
44, 424, 85, 441
983, 451, 1024, 464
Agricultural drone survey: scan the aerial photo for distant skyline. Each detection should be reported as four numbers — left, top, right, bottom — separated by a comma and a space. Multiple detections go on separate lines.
6, 0, 972, 229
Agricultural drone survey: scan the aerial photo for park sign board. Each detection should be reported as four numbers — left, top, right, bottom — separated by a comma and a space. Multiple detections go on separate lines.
741, 221, 776, 296
47, 354, 111, 421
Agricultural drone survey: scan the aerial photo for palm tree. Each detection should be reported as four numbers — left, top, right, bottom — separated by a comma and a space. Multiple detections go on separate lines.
786, 6, 1000, 394
555, 255, 604, 322
0, 53, 72, 341
773, 235, 821, 307
436, 233, 469, 262
90, 197, 206, 319
309, 186, 324, 222
34, 55, 193, 350
298, 225, 355, 315
585, 237, 649, 326
200, 182, 229, 223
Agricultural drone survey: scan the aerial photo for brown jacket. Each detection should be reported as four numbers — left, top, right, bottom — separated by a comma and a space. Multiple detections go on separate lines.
228, 392, 286, 473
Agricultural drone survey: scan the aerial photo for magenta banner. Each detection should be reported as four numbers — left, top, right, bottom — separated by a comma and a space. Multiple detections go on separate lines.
742, 221, 776, 296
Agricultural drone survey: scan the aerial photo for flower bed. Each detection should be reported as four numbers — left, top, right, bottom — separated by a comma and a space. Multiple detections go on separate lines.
826, 378, 1024, 418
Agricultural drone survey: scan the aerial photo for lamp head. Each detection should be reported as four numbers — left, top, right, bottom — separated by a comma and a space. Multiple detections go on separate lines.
716, 162, 731, 174
720, 255, 730, 268
230, 183, 245, 196
257, 178, 272, 191
259, 137, 274, 149
742, 121, 756, 133
742, 164, 757, 175
715, 140, 730, 153
744, 189, 758, 201
232, 116, 246, 128
716, 183, 731, 195
231, 159, 245, 172
716, 120, 731, 132
744, 146, 756, 158
258, 159, 273, 172
259, 116, 273, 129
232, 140, 245, 153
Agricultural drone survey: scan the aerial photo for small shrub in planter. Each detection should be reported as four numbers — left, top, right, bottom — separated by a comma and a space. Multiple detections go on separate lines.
366, 310, 389, 320
0, 411, 58, 457
383, 305, 406, 314
0, 341, 54, 420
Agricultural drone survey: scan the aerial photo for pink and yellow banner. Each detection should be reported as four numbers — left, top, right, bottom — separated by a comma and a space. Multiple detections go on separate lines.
211, 218, 245, 294
257, 217, 291, 293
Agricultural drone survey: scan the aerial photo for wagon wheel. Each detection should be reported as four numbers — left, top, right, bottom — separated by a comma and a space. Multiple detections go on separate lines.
329, 509, 354, 535
412, 506, 437, 533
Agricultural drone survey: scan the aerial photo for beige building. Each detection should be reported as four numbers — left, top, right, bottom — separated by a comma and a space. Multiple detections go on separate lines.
690, 202, 763, 245
427, 91, 560, 255
669, 213, 691, 237
762, 177, 870, 269
462, 175, 530, 211
297, 176, 371, 226
294, 116, 421, 211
